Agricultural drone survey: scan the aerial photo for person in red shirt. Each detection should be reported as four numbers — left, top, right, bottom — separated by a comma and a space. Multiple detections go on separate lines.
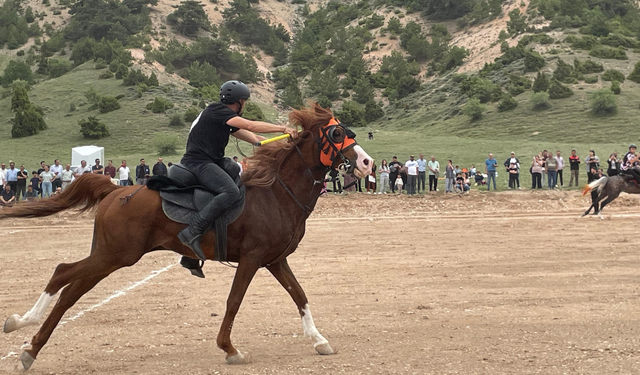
104, 160, 117, 179
568, 149, 581, 187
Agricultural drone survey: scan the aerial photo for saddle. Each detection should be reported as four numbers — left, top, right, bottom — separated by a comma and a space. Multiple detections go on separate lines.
147, 162, 246, 262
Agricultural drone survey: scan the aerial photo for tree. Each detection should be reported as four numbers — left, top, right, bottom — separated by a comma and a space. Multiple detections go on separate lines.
98, 96, 121, 113
79, 116, 110, 138
184, 106, 201, 122
281, 85, 303, 109
146, 97, 174, 113
242, 101, 265, 121
154, 134, 179, 155
548, 79, 574, 99
532, 71, 550, 92
590, 89, 617, 115
627, 61, 640, 83
337, 101, 366, 127
497, 94, 518, 112
169, 113, 184, 127
463, 98, 485, 120
353, 79, 374, 104
387, 17, 402, 34
2, 60, 33, 86
611, 80, 621, 95
506, 9, 526, 35
364, 100, 384, 122
148, 72, 159, 86
531, 92, 551, 110
11, 81, 30, 112
602, 69, 625, 82
10, 80, 47, 138
48, 59, 73, 78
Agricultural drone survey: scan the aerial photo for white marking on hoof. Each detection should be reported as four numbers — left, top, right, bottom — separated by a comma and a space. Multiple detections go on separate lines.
226, 351, 250, 365
314, 342, 335, 355
20, 351, 35, 371
3, 314, 20, 334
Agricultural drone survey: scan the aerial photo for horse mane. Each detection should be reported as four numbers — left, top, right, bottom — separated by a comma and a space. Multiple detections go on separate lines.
241, 102, 334, 188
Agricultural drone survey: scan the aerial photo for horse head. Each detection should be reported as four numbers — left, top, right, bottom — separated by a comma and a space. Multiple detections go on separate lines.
290, 102, 373, 178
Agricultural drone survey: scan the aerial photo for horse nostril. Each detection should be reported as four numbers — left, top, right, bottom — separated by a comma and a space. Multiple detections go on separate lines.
363, 159, 370, 166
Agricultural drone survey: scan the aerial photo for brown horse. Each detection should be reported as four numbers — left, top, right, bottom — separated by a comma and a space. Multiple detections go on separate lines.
1, 103, 373, 370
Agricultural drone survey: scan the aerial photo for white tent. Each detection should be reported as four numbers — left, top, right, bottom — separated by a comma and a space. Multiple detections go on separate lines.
71, 145, 104, 168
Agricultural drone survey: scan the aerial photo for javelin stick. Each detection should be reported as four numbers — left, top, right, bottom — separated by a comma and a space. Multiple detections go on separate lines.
254, 133, 291, 147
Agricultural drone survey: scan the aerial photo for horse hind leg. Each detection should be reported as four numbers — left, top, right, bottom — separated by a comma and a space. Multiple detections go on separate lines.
267, 260, 335, 356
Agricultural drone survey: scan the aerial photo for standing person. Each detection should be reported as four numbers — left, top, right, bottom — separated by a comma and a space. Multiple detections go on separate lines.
29, 171, 40, 197
365, 162, 377, 194
39, 165, 56, 198
394, 173, 404, 194
118, 160, 131, 186
607, 152, 620, 177
104, 160, 117, 180
50, 159, 63, 191
5, 161, 18, 194
36, 161, 45, 194
546, 153, 558, 189
16, 165, 28, 200
569, 150, 581, 187
0, 184, 16, 207
485, 153, 498, 191
504, 152, 520, 189
232, 156, 242, 176
153, 157, 168, 176
136, 158, 150, 185
445, 160, 455, 193
555, 151, 565, 187
0, 162, 6, 190
377, 159, 390, 194
620, 144, 640, 184
328, 169, 342, 194
428, 155, 440, 192
92, 158, 104, 174
531, 156, 543, 189
416, 154, 427, 193
60, 164, 74, 191
388, 156, 402, 194
541, 150, 548, 186
73, 160, 90, 178
404, 155, 419, 195
585, 150, 599, 183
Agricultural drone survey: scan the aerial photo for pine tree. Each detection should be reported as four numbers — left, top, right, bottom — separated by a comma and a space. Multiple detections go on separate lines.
532, 71, 550, 93
11, 81, 30, 112
148, 72, 159, 86
627, 61, 640, 83
10, 81, 47, 138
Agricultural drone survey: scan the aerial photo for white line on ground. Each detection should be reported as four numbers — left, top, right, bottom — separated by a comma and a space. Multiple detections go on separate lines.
0, 262, 176, 362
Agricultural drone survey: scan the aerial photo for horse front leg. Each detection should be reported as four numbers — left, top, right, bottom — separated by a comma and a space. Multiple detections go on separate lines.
267, 260, 335, 355
216, 258, 260, 364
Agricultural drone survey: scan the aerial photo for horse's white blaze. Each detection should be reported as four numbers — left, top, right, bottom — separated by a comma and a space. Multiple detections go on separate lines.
12, 293, 55, 329
301, 304, 328, 348
353, 145, 373, 179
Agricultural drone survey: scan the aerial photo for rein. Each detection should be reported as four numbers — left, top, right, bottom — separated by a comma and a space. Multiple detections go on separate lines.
275, 143, 326, 216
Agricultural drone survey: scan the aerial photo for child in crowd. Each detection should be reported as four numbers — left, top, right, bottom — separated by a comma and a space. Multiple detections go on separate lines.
29, 171, 40, 197
395, 174, 404, 194
455, 173, 470, 193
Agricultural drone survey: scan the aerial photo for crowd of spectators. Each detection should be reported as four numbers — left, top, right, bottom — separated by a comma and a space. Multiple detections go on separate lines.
323, 149, 630, 196
0, 157, 171, 207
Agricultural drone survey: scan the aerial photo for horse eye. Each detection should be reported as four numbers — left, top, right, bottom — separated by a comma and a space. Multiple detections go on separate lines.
332, 128, 345, 143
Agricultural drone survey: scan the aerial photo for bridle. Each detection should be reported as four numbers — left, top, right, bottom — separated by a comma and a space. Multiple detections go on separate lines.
276, 117, 359, 216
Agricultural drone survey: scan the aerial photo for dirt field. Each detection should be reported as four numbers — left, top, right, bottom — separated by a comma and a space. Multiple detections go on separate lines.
1, 191, 640, 374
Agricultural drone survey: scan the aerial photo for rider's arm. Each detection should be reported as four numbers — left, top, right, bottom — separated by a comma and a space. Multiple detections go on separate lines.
227, 117, 297, 137
231, 129, 266, 144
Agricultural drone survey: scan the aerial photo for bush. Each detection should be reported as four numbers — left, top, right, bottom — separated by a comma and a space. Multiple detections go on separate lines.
169, 113, 184, 127
532, 71, 550, 93
602, 69, 625, 82
242, 102, 265, 121
548, 79, 573, 99
154, 134, 179, 155
79, 116, 110, 138
497, 94, 518, 112
589, 46, 628, 60
2, 60, 33, 86
531, 92, 551, 110
336, 101, 366, 127
584, 75, 599, 84
578, 59, 604, 74
590, 89, 617, 115
463, 98, 485, 121
98, 96, 120, 113
146, 97, 173, 113
184, 106, 201, 122
364, 100, 384, 122
98, 71, 114, 79
611, 80, 621, 95
69, 103, 76, 112
627, 61, 640, 83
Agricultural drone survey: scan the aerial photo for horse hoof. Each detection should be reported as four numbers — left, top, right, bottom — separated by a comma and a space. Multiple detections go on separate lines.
226, 351, 250, 365
21, 351, 35, 371
3, 314, 21, 333
315, 342, 335, 355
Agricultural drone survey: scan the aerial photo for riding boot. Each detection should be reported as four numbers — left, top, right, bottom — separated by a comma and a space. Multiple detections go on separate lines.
178, 214, 211, 261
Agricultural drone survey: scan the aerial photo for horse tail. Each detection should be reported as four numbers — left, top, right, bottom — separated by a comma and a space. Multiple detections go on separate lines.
0, 174, 123, 219
582, 176, 608, 196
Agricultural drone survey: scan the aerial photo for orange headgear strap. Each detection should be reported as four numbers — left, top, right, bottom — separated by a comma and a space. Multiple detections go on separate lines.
318, 117, 357, 168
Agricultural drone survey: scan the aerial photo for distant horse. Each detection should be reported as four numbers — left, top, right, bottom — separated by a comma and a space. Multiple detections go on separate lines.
0, 103, 373, 370
581, 175, 640, 216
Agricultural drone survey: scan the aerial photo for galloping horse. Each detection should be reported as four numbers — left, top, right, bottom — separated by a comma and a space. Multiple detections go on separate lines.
582, 175, 640, 216
1, 103, 373, 370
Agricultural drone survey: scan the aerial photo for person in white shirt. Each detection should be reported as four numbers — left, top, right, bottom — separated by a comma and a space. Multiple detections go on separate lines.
50, 159, 63, 191
60, 164, 74, 191
73, 160, 90, 179
555, 150, 565, 187
233, 156, 243, 175
427, 155, 440, 192
416, 154, 427, 193
0, 162, 5, 189
118, 160, 131, 186
405, 155, 419, 195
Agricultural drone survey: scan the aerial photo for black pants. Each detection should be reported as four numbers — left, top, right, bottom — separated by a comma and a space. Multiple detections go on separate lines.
608, 169, 619, 177
390, 173, 398, 193
557, 170, 563, 186
52, 179, 62, 191
183, 159, 240, 222
8, 181, 17, 194
16, 182, 26, 200
418, 172, 426, 192
429, 175, 438, 191
532, 173, 542, 189
509, 173, 520, 188
332, 177, 342, 193
622, 169, 640, 184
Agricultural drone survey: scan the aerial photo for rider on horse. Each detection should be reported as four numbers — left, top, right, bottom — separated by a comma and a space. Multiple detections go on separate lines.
179, 80, 298, 260
620, 144, 640, 185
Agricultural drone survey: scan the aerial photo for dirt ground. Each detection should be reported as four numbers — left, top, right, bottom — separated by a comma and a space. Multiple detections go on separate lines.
1, 191, 640, 374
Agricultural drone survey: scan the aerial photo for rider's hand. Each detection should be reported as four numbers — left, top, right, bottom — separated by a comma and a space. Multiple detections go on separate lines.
282, 126, 298, 139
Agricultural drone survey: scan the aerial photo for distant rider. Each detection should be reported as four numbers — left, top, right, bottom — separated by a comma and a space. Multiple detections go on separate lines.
179, 80, 298, 260
620, 144, 640, 185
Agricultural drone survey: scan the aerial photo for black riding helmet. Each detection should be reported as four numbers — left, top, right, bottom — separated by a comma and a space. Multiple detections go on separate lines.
220, 80, 250, 104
